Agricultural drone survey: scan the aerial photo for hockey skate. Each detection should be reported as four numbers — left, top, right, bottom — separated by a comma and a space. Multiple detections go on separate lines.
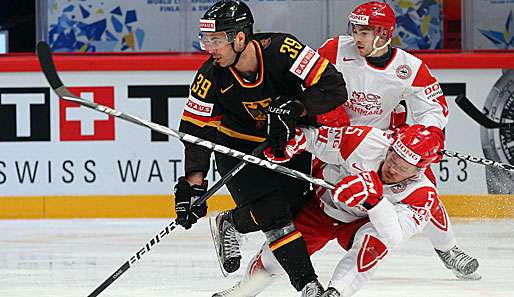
320, 287, 341, 297
212, 281, 247, 297
301, 280, 325, 297
211, 271, 274, 297
210, 211, 242, 276
435, 245, 481, 280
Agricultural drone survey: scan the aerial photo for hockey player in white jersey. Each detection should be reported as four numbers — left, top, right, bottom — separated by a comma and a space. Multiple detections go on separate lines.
213, 124, 443, 297
315, 1, 479, 280
211, 0, 479, 281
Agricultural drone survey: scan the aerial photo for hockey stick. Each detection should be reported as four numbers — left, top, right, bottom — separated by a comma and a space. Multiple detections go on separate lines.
85, 141, 268, 297
441, 149, 514, 172
36, 41, 334, 191
36, 41, 331, 296
37, 43, 514, 184
455, 95, 513, 129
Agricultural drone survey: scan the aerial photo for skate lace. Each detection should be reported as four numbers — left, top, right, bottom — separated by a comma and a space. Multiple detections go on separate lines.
222, 224, 242, 258
322, 288, 340, 297
302, 281, 323, 297
449, 248, 476, 274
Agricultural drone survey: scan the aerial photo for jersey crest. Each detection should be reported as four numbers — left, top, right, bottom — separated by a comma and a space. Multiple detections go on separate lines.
345, 91, 384, 116
396, 64, 412, 80
242, 98, 271, 121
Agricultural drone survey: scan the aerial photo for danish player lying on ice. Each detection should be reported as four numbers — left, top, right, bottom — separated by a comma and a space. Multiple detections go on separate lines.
213, 124, 443, 297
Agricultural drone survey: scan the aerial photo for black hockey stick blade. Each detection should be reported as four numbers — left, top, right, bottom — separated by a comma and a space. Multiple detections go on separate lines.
36, 41, 65, 90
455, 94, 513, 129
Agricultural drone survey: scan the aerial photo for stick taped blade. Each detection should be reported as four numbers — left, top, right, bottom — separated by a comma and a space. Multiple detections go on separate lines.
36, 41, 65, 90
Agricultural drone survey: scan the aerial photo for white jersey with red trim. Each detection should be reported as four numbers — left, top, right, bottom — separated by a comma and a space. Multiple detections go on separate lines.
317, 35, 448, 131
302, 125, 437, 233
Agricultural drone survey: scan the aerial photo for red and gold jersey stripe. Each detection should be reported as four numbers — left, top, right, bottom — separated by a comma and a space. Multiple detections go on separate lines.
181, 111, 222, 128
304, 58, 329, 87
181, 112, 266, 143
229, 40, 264, 88
269, 230, 303, 251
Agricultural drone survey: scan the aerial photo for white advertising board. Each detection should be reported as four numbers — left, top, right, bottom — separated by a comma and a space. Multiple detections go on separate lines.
0, 68, 511, 196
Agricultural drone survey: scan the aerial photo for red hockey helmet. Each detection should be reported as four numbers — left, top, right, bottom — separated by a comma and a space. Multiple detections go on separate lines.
349, 1, 396, 39
392, 125, 441, 168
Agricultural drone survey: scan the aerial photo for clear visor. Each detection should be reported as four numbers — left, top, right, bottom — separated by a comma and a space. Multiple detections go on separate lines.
348, 23, 374, 35
198, 32, 234, 51
388, 148, 422, 172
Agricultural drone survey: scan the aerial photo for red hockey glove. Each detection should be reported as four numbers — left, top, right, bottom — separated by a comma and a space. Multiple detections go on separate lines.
315, 105, 350, 128
263, 128, 306, 163
331, 171, 383, 210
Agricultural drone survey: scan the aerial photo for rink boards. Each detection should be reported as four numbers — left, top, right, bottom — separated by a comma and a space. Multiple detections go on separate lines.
0, 52, 513, 219
0, 194, 513, 219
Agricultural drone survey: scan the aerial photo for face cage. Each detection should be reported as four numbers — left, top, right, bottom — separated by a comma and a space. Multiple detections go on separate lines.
198, 30, 236, 51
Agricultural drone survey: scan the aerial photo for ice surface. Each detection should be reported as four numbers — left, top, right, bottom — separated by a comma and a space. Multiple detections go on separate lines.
0, 218, 513, 297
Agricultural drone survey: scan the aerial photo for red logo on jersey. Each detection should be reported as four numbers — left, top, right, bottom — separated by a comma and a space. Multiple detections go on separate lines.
357, 234, 388, 272
186, 99, 212, 114
294, 49, 316, 75
396, 64, 412, 79
351, 162, 365, 172
424, 83, 448, 117
345, 91, 383, 116
59, 87, 115, 141
390, 181, 407, 193
424, 83, 443, 99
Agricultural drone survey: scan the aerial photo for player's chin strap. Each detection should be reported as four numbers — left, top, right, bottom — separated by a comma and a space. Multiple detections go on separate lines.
228, 38, 251, 68
367, 36, 392, 57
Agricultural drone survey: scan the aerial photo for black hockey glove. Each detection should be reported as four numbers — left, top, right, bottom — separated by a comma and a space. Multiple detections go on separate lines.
174, 176, 208, 230
267, 96, 305, 155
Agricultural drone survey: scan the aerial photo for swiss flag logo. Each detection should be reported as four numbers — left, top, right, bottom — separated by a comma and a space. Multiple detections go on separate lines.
59, 87, 115, 141
357, 234, 388, 272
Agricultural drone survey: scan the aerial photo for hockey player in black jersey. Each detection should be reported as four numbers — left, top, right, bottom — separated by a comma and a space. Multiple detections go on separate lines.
172, 1, 348, 296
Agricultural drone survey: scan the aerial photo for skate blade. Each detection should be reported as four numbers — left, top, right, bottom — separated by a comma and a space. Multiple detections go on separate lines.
210, 214, 229, 277
453, 270, 482, 281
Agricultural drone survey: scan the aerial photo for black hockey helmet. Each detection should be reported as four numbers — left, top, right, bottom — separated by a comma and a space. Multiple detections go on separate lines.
199, 0, 254, 45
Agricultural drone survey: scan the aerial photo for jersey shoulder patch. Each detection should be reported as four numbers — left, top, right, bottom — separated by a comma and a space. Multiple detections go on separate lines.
318, 36, 339, 64
265, 33, 323, 81
401, 184, 438, 208
339, 126, 374, 159
185, 60, 219, 116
